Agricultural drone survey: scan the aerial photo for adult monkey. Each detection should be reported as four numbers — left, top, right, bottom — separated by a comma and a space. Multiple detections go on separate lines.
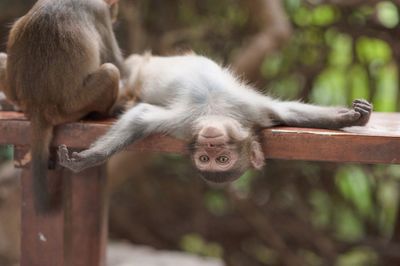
3, 0, 126, 213
59, 54, 372, 184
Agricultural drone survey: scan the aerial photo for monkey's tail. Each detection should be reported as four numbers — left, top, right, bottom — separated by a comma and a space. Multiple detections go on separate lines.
30, 117, 55, 213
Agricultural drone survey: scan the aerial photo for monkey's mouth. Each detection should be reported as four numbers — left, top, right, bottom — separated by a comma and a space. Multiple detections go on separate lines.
198, 170, 241, 184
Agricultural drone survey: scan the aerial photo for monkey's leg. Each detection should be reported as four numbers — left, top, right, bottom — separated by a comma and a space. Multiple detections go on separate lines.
273, 99, 372, 129
66, 63, 120, 117
58, 104, 179, 172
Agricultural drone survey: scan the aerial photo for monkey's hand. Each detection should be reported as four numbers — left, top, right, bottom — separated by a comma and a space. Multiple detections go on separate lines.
338, 99, 372, 127
58, 145, 106, 173
352, 99, 372, 126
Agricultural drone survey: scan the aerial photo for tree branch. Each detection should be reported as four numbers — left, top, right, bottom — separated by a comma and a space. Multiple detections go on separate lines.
232, 0, 292, 84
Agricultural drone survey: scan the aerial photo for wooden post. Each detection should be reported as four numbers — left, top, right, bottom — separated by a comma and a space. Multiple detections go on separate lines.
20, 166, 64, 266
17, 144, 108, 266
64, 165, 108, 266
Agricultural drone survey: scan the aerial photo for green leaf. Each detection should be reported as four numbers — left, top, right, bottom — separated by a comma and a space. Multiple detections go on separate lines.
312, 5, 338, 26
373, 63, 398, 112
334, 204, 364, 241
309, 190, 332, 228
377, 180, 399, 235
356, 37, 392, 64
328, 33, 352, 67
336, 247, 378, 266
180, 233, 205, 254
335, 166, 373, 218
377, 1, 399, 28
204, 191, 229, 216
0, 145, 13, 161
311, 68, 347, 105
349, 65, 370, 100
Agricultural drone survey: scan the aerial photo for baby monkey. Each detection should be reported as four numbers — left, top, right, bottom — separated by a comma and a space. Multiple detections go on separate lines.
59, 54, 372, 184
4, 0, 125, 212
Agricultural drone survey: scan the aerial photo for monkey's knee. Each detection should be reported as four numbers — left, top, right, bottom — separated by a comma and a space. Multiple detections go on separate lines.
99, 63, 120, 100
87, 63, 120, 114
99, 63, 120, 83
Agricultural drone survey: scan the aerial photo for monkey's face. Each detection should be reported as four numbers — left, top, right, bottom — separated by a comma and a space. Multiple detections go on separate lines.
190, 120, 265, 184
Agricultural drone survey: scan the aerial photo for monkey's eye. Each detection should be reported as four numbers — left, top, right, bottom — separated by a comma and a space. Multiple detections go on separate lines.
199, 155, 210, 163
216, 156, 230, 164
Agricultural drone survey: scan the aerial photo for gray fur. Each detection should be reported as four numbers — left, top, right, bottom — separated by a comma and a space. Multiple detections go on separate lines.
58, 54, 372, 173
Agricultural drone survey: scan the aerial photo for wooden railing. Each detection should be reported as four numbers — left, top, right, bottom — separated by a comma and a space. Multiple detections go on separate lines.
1, 111, 400, 266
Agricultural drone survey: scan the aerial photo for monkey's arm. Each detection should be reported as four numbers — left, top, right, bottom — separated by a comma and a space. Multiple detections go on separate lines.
58, 103, 179, 172
267, 99, 372, 129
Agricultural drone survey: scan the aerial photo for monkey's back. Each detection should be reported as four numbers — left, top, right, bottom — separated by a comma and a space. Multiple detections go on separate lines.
6, 0, 104, 122
138, 55, 239, 107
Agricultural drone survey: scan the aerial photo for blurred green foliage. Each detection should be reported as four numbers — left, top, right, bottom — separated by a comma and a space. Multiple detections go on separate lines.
262, 1, 400, 264
0, 145, 13, 162
180, 233, 224, 258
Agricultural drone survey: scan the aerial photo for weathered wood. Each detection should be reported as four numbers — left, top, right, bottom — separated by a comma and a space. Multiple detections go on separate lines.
1, 111, 399, 164
64, 165, 108, 266
2, 111, 399, 266
20, 167, 64, 266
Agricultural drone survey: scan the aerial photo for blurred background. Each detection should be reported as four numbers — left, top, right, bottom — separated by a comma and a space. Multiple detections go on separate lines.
1, 0, 400, 265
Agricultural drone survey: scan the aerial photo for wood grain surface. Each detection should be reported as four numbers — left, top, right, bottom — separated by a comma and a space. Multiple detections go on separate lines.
1, 111, 399, 164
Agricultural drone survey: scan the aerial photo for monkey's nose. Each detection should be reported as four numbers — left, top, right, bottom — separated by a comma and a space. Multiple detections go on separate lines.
202, 127, 222, 138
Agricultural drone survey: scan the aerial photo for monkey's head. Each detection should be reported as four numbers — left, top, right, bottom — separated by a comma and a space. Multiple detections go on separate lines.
189, 118, 265, 184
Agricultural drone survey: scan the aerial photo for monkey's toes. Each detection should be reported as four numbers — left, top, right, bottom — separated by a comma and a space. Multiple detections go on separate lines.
57, 145, 75, 168
71, 151, 84, 161
353, 100, 372, 112
351, 99, 372, 126
341, 109, 361, 121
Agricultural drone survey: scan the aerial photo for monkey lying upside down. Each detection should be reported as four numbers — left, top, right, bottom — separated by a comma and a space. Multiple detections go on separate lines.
58, 54, 372, 184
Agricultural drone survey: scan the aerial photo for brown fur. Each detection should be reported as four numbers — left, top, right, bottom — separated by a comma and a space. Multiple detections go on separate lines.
5, 0, 125, 213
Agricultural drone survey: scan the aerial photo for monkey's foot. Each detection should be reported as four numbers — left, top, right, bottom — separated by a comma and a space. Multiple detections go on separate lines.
352, 99, 372, 126
58, 145, 87, 173
338, 99, 372, 127
58, 145, 106, 173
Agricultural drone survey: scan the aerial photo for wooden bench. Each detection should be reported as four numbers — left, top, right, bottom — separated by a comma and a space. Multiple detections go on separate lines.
0, 111, 399, 266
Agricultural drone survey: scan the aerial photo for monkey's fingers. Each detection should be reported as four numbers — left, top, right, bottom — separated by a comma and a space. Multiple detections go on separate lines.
352, 99, 372, 107
58, 145, 74, 166
352, 100, 372, 126
341, 110, 361, 120
354, 106, 370, 116
353, 100, 372, 109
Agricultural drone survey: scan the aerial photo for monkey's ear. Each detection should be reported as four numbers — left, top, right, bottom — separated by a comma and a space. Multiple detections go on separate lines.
250, 141, 265, 170
105, 0, 119, 5
105, 0, 119, 22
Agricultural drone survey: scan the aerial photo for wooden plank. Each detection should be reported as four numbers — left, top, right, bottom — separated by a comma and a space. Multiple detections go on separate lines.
20, 167, 64, 266
1, 112, 399, 164
64, 165, 108, 266
262, 129, 400, 164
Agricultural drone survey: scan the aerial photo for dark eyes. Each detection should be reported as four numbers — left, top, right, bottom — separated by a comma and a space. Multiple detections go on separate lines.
216, 155, 230, 164
199, 155, 210, 163
198, 155, 230, 164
